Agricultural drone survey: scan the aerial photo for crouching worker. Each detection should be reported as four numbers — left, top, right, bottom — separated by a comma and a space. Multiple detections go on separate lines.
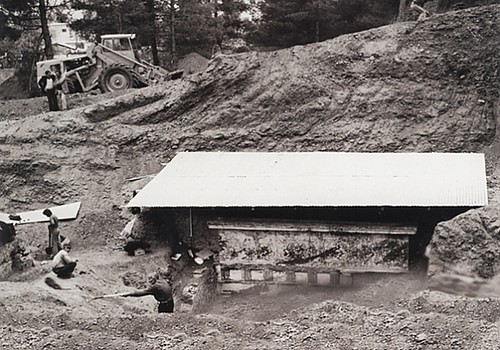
52, 241, 77, 278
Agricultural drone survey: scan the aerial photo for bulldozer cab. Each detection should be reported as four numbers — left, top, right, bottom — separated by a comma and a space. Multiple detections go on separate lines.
100, 34, 140, 62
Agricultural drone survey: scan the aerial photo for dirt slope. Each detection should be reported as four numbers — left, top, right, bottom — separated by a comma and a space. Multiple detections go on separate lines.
0, 5, 499, 350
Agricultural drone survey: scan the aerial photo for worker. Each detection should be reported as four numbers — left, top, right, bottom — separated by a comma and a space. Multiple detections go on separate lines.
38, 70, 59, 111
43, 208, 61, 257
122, 274, 174, 313
54, 70, 68, 111
94, 274, 174, 313
124, 238, 151, 256
52, 241, 78, 278
410, 0, 431, 21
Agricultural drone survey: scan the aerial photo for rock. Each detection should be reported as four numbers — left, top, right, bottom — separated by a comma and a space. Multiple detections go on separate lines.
206, 329, 220, 336
172, 332, 187, 341
415, 333, 427, 343
427, 206, 500, 285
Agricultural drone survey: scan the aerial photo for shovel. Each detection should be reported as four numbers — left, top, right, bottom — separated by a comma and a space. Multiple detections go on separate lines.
90, 292, 131, 301
45, 230, 52, 256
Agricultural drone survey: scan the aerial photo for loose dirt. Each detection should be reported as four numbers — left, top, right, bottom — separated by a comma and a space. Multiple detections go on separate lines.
0, 4, 499, 350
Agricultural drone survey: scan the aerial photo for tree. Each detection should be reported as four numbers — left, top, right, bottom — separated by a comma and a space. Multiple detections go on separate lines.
250, 0, 399, 49
71, 0, 141, 37
251, 0, 340, 47
72, 0, 164, 64
158, 0, 250, 63
304, 0, 337, 43
398, 0, 407, 21
213, 0, 250, 46
71, 0, 250, 66
0, 11, 22, 41
0, 0, 53, 58
144, 0, 160, 65
254, 0, 309, 47
163, 0, 178, 65
38, 0, 53, 58
162, 0, 215, 62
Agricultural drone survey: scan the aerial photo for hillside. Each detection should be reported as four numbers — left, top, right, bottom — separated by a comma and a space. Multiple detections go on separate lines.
0, 5, 499, 350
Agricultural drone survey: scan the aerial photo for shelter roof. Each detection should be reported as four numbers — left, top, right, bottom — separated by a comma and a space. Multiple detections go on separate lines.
126, 152, 488, 208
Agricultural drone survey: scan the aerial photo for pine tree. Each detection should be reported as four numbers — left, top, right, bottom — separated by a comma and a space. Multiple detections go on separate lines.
0, 0, 53, 58
252, 0, 399, 49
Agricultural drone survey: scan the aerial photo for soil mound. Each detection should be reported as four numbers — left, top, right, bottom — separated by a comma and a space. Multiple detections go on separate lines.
0, 73, 30, 100
177, 52, 210, 75
0, 69, 15, 85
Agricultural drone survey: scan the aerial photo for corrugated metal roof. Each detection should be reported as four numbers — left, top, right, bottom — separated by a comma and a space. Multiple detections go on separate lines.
126, 152, 488, 208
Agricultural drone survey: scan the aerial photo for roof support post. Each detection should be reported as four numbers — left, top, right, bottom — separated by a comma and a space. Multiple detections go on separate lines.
189, 207, 193, 245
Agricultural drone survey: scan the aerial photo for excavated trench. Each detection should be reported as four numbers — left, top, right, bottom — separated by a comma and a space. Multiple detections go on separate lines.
129, 205, 474, 298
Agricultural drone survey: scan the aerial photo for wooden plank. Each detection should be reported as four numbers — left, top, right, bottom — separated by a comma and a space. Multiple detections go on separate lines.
219, 263, 341, 273
1, 202, 82, 225
208, 220, 417, 236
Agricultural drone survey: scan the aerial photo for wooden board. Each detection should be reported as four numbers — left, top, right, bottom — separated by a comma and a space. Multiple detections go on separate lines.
0, 202, 81, 225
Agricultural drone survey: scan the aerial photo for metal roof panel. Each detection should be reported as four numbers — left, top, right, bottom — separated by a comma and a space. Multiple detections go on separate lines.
126, 152, 488, 208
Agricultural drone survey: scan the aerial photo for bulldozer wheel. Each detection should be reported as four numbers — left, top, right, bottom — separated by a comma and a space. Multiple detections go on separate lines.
67, 77, 82, 93
99, 64, 134, 93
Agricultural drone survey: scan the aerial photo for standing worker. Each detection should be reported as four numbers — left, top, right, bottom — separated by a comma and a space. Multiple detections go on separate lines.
410, 0, 431, 21
93, 274, 174, 313
43, 208, 61, 257
55, 70, 68, 111
38, 70, 59, 111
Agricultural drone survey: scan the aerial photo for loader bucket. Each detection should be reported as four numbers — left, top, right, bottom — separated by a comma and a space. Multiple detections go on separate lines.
169, 70, 183, 80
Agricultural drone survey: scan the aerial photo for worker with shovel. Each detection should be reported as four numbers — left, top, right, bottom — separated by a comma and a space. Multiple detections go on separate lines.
93, 274, 174, 313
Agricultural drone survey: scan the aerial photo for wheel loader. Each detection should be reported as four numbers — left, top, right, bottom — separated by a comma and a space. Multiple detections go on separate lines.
36, 34, 183, 94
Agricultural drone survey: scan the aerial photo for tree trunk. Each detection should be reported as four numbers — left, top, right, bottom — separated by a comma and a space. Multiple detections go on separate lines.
169, 1, 177, 66
315, 5, 320, 43
151, 35, 160, 66
39, 0, 53, 59
216, 4, 223, 51
145, 0, 160, 65
398, 0, 407, 21
315, 19, 320, 43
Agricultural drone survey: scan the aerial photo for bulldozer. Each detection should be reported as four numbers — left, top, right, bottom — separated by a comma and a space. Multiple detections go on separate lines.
36, 34, 183, 94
